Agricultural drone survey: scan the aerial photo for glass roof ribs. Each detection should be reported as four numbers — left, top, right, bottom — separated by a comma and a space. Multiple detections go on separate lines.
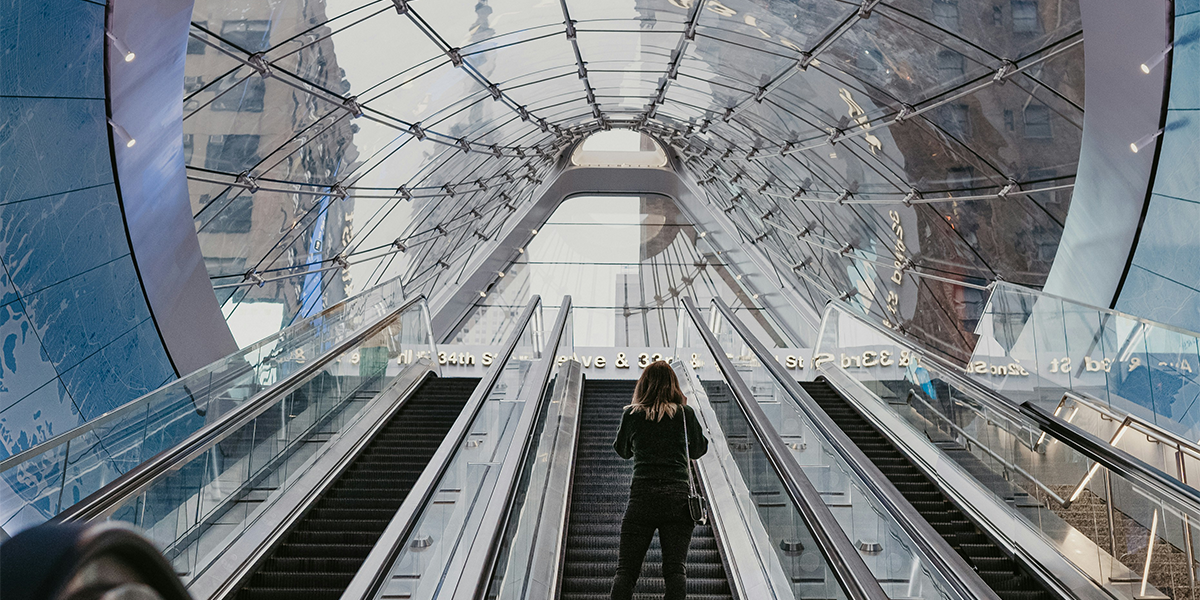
558, 0, 604, 120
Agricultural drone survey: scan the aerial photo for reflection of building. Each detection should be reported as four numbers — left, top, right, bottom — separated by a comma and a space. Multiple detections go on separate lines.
659, 0, 1082, 362
184, 0, 359, 332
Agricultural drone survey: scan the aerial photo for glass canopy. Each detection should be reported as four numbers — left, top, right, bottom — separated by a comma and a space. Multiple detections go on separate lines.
182, 0, 1083, 361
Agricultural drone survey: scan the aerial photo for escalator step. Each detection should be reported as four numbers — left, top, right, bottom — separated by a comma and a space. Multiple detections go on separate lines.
233, 377, 476, 600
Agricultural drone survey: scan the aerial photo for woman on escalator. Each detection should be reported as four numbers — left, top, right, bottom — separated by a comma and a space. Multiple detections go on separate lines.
611, 360, 709, 600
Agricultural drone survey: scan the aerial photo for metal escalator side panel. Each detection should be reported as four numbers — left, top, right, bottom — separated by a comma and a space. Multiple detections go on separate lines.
709, 297, 1001, 600
481, 360, 584, 600
679, 296, 886, 600
336, 295, 569, 600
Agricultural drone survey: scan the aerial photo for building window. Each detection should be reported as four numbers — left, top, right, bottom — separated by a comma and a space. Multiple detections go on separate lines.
183, 134, 194, 164
184, 76, 205, 94
1011, 0, 1040, 33
937, 50, 965, 82
211, 77, 266, 112
206, 197, 254, 234
993, 5, 1003, 25
856, 48, 880, 71
1004, 109, 1014, 130
932, 0, 959, 30
187, 21, 207, 54
1024, 104, 1052, 138
947, 166, 975, 190
940, 104, 970, 139
205, 134, 261, 173
220, 20, 271, 53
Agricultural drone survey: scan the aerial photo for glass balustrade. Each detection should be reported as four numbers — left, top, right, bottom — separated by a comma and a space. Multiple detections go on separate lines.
484, 307, 575, 600
0, 276, 421, 534
815, 301, 1200, 599
108, 297, 434, 583
674, 308, 853, 600
708, 304, 969, 600
370, 299, 560, 600
970, 282, 1200, 444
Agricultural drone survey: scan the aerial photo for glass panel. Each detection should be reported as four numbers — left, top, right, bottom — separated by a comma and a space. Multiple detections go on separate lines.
99, 298, 434, 583
373, 301, 547, 600
484, 306, 574, 599
969, 282, 1200, 445
0, 277, 411, 533
675, 307, 851, 600
813, 301, 1200, 599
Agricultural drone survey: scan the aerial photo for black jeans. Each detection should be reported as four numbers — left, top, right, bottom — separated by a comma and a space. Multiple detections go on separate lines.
610, 483, 695, 600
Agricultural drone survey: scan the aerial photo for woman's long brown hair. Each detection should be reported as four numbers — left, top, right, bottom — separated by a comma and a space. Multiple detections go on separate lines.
627, 360, 687, 421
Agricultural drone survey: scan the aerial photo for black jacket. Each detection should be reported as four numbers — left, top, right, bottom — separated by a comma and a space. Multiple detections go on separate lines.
613, 404, 708, 486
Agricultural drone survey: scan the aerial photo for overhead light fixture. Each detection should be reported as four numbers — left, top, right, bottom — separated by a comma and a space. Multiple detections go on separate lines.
106, 32, 135, 62
1130, 129, 1164, 153
107, 118, 135, 147
479, 290, 487, 298
531, 228, 538, 235
1140, 44, 1172, 74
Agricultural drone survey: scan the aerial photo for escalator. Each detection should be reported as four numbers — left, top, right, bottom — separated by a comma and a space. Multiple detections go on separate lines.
800, 378, 1050, 600
235, 376, 478, 600
559, 379, 733, 600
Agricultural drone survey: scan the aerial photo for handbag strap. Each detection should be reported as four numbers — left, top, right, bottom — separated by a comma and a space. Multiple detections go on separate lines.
682, 406, 699, 496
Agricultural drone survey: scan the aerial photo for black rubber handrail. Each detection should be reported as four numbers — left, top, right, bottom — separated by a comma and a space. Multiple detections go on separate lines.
713, 297, 1001, 600
55, 294, 430, 523
681, 296, 887, 600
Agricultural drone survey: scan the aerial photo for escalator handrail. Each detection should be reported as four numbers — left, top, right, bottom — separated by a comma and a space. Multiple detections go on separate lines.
820, 302, 1200, 517
54, 294, 431, 523
1, 282, 413, 474
680, 297, 888, 600
1021, 401, 1200, 514
457, 296, 574, 600
713, 298, 1002, 600
340, 296, 546, 600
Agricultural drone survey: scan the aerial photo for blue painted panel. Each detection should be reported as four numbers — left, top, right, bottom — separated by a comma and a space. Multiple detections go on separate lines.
1126, 195, 1200, 289
1116, 10, 1200, 334
0, 184, 125, 297
1152, 111, 1200, 203
22, 256, 152, 376
58, 318, 174, 421
0, 270, 15, 307
1172, 11, 1200, 110
0, 299, 63, 410
0, 97, 113, 204
1118, 266, 1200, 333
0, 379, 78, 462
0, 0, 106, 98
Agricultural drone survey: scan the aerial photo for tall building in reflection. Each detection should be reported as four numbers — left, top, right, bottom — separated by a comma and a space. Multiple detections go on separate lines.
183, 0, 359, 337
